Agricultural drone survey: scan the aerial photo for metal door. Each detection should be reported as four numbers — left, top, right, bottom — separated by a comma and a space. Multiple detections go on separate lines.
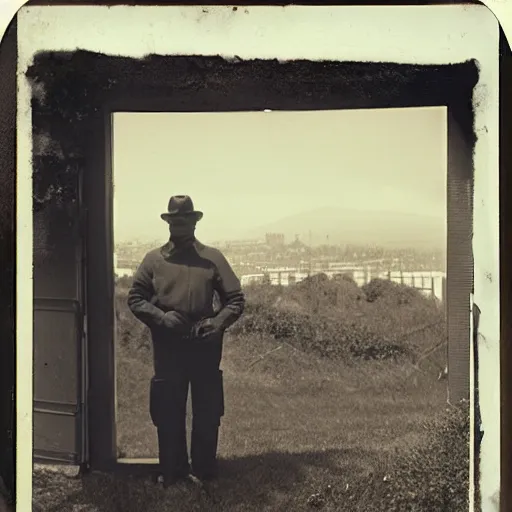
32, 167, 88, 465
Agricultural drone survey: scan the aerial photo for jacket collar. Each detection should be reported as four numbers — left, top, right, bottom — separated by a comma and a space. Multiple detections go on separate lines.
160, 237, 198, 259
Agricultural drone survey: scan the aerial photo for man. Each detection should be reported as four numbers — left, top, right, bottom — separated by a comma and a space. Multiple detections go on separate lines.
127, 195, 245, 487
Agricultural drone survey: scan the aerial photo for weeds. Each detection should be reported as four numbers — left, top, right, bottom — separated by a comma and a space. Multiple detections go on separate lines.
33, 278, 468, 512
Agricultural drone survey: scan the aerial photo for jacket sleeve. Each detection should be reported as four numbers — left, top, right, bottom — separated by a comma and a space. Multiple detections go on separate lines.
127, 252, 166, 329
211, 250, 245, 330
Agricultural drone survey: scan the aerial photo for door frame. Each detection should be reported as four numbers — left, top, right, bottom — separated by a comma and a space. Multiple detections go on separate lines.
53, 54, 477, 471
83, 111, 117, 471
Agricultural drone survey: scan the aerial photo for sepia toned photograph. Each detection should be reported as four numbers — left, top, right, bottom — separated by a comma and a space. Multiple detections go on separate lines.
14, 4, 501, 512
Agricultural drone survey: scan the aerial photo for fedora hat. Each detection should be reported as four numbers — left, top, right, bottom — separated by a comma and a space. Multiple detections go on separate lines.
161, 195, 203, 222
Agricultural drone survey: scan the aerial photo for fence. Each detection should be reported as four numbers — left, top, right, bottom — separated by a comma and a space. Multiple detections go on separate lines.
240, 268, 447, 303
378, 270, 447, 303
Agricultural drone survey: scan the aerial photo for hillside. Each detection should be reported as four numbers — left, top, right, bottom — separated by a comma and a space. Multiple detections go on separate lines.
32, 277, 468, 512
241, 207, 445, 250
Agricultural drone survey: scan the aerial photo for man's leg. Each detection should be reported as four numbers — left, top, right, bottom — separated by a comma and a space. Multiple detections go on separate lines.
149, 373, 190, 483
190, 366, 224, 480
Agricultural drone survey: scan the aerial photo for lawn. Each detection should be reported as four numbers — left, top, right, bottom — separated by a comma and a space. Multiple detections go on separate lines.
32, 277, 469, 512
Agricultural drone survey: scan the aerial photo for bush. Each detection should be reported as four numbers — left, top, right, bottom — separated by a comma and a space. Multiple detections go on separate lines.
115, 275, 446, 368
362, 278, 429, 306
293, 273, 365, 314
371, 402, 470, 512
116, 275, 134, 289
232, 277, 445, 365
233, 298, 411, 363
115, 291, 153, 361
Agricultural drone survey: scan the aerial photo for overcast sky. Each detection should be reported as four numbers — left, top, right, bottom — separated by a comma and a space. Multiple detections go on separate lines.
112, 107, 447, 244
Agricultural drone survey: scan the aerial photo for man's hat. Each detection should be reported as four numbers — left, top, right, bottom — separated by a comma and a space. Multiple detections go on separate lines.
160, 195, 203, 223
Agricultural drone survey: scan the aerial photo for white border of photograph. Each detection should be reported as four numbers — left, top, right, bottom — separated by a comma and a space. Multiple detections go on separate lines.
15, 5, 499, 511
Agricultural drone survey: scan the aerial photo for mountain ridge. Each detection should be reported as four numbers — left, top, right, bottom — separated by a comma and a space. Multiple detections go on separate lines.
235, 207, 446, 250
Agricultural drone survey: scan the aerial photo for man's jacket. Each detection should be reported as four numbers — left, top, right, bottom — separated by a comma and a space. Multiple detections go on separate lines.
127, 239, 245, 341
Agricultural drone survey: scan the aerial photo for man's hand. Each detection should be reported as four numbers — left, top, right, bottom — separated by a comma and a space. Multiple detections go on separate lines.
191, 317, 222, 339
160, 311, 189, 331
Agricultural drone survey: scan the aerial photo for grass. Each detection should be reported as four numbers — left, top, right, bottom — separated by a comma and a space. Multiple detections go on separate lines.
32, 277, 469, 512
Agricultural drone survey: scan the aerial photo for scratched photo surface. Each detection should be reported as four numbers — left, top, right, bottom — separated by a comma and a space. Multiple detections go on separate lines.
18, 4, 501, 512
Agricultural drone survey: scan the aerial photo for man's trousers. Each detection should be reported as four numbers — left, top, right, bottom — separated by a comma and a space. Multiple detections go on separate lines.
149, 339, 224, 480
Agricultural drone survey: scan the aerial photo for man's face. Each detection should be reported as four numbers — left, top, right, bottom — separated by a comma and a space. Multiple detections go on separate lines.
168, 215, 197, 237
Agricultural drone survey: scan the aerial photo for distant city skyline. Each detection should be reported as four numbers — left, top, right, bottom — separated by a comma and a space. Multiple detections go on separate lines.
113, 107, 447, 249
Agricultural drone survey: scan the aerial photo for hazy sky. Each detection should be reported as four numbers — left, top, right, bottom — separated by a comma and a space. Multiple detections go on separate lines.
113, 107, 447, 244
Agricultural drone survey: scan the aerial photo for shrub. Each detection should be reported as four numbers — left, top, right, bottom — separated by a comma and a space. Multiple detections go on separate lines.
116, 275, 134, 289
115, 275, 446, 368
232, 277, 444, 365
115, 291, 153, 361
232, 298, 412, 363
293, 273, 365, 314
362, 278, 430, 306
370, 402, 470, 512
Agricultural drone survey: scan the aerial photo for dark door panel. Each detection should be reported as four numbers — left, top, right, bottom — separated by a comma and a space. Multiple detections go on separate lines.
32, 162, 88, 466
33, 298, 86, 465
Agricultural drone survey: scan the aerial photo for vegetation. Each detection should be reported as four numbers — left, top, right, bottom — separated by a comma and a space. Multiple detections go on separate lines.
33, 276, 469, 512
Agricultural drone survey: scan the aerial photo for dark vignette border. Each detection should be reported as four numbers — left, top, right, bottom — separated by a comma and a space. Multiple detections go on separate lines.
0, 16, 16, 510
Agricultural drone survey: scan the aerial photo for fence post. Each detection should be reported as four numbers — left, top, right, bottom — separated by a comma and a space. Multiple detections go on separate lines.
400, 271, 404, 285
441, 276, 447, 308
